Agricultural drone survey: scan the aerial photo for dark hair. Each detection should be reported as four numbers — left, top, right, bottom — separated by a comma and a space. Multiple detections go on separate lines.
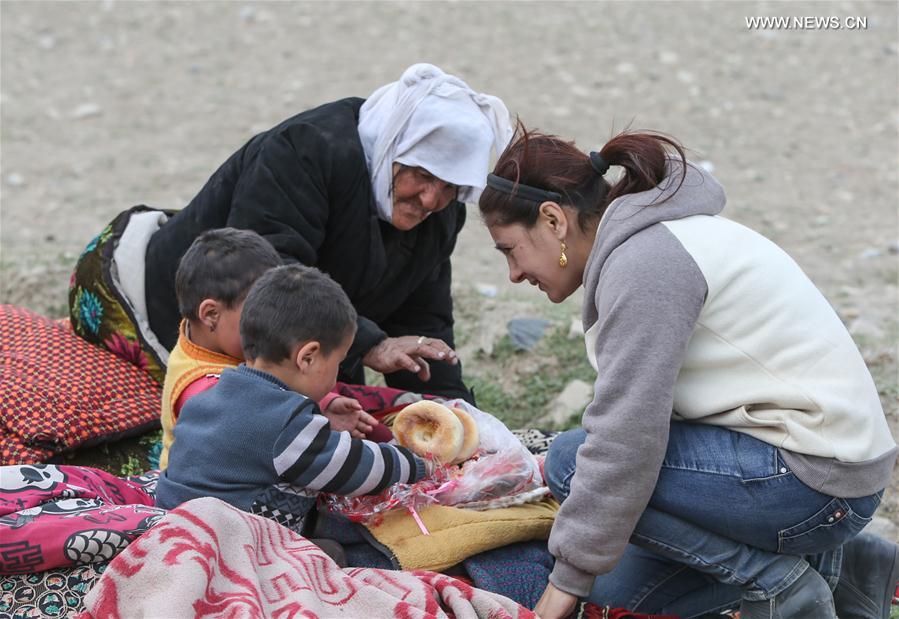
240, 264, 357, 362
175, 228, 282, 321
479, 120, 687, 230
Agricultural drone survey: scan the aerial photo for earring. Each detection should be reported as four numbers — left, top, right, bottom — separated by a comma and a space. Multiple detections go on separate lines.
209, 322, 217, 333
559, 241, 568, 268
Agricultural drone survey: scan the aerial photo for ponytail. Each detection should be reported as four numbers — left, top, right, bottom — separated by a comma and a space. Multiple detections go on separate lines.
599, 131, 687, 208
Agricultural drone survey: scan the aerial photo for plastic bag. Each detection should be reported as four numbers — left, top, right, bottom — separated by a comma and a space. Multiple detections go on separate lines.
431, 447, 537, 505
317, 466, 450, 527
318, 400, 545, 526
445, 398, 544, 487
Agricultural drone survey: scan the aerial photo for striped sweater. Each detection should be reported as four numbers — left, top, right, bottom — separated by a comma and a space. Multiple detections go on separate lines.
155, 365, 425, 513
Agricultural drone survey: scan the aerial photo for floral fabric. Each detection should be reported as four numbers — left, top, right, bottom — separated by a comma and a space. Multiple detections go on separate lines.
68, 206, 170, 383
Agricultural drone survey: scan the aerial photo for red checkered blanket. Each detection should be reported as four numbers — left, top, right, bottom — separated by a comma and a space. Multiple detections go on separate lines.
0, 305, 161, 464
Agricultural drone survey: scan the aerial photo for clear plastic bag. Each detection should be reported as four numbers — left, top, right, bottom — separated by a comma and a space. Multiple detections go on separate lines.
445, 399, 543, 487
431, 447, 537, 505
318, 401, 545, 526
317, 465, 451, 527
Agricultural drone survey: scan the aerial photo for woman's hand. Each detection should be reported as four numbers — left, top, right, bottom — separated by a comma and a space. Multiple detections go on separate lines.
323, 397, 377, 438
534, 583, 578, 619
362, 336, 458, 381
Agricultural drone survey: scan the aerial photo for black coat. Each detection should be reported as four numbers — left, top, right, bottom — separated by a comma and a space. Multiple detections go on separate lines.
145, 98, 471, 401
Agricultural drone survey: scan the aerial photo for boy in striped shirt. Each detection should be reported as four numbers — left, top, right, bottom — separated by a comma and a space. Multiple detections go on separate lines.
156, 264, 427, 537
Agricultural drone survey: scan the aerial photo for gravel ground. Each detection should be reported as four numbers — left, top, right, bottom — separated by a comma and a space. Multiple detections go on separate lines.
2, 1, 897, 532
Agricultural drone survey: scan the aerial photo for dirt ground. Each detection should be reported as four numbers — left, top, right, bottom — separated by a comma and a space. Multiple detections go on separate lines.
2, 2, 897, 530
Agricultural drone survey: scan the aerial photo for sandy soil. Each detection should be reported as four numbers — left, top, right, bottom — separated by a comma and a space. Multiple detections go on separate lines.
2, 2, 897, 526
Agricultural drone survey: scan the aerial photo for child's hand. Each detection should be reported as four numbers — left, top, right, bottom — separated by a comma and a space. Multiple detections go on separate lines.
323, 397, 378, 439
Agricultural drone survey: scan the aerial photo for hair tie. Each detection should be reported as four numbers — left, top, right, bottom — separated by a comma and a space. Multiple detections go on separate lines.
589, 151, 610, 176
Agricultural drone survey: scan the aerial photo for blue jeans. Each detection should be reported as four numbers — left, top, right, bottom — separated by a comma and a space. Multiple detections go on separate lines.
545, 423, 882, 619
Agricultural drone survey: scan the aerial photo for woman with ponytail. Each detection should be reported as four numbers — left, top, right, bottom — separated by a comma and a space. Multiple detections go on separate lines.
479, 125, 897, 619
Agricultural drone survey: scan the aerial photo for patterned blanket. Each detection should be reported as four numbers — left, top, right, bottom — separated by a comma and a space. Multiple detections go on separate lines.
0, 455, 684, 617
80, 496, 536, 618
0, 465, 161, 574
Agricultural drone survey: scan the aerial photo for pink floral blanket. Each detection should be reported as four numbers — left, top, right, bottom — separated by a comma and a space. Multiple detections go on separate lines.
79, 496, 536, 618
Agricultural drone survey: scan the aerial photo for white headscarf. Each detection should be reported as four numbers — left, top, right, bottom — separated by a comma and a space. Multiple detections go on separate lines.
358, 63, 513, 223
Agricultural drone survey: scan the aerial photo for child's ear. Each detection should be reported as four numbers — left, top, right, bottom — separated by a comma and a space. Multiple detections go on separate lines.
197, 299, 221, 331
294, 341, 321, 373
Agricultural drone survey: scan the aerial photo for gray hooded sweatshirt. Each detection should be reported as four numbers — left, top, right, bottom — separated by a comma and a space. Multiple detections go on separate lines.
548, 160, 896, 596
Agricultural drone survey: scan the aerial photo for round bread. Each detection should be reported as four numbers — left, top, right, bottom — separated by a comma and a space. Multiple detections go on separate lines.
449, 407, 480, 465
393, 401, 463, 463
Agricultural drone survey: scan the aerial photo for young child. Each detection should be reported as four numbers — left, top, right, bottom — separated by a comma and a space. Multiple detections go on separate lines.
155, 264, 428, 533
158, 228, 375, 469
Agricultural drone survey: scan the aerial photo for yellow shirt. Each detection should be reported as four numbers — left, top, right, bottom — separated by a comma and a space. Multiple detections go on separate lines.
159, 320, 240, 469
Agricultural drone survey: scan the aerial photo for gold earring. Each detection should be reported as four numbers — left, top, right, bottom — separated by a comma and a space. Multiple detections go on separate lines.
559, 241, 568, 268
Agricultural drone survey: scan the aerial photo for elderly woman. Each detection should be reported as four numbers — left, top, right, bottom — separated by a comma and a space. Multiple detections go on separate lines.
68, 64, 511, 401
478, 125, 897, 619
